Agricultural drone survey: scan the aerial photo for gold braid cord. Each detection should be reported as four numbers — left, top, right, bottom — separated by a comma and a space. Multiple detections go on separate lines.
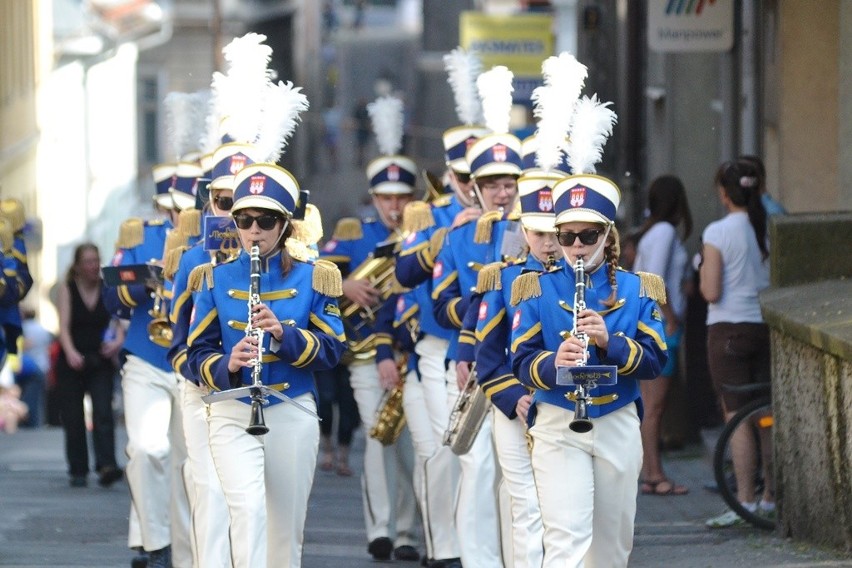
0, 218, 14, 253
402, 201, 435, 234
474, 210, 502, 244
510, 271, 543, 307
428, 227, 449, 262
312, 259, 344, 297
188, 263, 214, 292
116, 218, 144, 249
475, 262, 504, 294
177, 209, 202, 238
0, 199, 25, 232
331, 217, 363, 241
635, 272, 667, 305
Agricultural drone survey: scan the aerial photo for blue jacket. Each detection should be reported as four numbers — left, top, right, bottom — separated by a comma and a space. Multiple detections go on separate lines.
187, 251, 346, 405
511, 264, 668, 424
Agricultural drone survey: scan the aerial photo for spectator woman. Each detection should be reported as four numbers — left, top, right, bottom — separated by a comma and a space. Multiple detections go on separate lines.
56, 243, 125, 487
700, 160, 773, 527
634, 175, 693, 496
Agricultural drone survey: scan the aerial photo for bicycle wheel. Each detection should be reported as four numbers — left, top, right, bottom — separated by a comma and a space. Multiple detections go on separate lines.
713, 397, 775, 530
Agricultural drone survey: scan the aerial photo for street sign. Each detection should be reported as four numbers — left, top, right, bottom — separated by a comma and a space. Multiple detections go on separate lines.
648, 0, 734, 53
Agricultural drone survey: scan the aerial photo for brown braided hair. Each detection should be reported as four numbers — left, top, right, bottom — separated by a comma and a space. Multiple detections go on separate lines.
600, 225, 619, 307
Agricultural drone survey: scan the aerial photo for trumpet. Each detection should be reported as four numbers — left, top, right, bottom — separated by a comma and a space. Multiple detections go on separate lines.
555, 258, 617, 433
147, 281, 173, 347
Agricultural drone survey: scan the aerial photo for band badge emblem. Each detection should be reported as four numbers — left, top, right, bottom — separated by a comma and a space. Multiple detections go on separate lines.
396, 296, 406, 313
512, 309, 521, 330
249, 175, 266, 195
478, 301, 488, 321
492, 144, 507, 162
387, 164, 400, 182
230, 154, 246, 174
538, 189, 554, 212
569, 185, 586, 208
433, 260, 443, 279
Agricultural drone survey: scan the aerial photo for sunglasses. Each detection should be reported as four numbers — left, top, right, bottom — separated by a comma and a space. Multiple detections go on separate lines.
213, 196, 233, 211
233, 213, 282, 231
455, 172, 471, 184
556, 229, 603, 247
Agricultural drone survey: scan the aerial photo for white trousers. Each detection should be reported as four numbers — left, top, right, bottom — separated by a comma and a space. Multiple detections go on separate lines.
181, 380, 231, 568
121, 355, 191, 565
349, 362, 419, 546
446, 362, 502, 568
208, 394, 319, 568
402, 366, 460, 560
530, 403, 642, 568
493, 409, 543, 568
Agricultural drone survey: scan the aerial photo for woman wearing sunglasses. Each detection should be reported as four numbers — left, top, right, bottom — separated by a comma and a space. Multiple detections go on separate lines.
510, 171, 668, 567
187, 162, 346, 568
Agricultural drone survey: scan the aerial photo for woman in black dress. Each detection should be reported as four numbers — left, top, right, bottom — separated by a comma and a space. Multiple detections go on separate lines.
56, 243, 125, 487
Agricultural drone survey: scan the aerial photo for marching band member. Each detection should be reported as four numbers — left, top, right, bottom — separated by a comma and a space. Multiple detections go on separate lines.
104, 162, 193, 568
186, 160, 345, 568
393, 47, 487, 568
0, 199, 33, 368
474, 165, 568, 567
510, 96, 668, 567
432, 65, 523, 568
320, 95, 420, 562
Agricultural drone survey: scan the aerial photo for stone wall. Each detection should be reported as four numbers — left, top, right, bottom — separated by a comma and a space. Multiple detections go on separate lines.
762, 279, 852, 550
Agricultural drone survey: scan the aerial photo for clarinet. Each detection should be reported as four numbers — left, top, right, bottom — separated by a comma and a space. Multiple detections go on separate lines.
245, 242, 269, 435
569, 258, 593, 433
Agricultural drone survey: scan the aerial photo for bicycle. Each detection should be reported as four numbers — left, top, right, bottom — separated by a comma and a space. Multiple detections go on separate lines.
712, 382, 776, 530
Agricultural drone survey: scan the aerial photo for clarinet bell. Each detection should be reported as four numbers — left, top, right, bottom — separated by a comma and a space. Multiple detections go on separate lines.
569, 396, 593, 433
246, 399, 269, 436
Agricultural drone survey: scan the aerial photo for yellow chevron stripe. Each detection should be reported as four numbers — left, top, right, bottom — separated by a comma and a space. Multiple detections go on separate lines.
475, 308, 506, 342
188, 308, 218, 346
511, 321, 541, 354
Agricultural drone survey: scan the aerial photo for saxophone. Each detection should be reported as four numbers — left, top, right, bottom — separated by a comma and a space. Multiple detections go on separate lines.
368, 354, 408, 446
443, 363, 490, 455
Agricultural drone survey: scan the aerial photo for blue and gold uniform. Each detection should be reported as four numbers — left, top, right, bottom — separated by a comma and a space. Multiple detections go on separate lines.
0, 200, 33, 366
510, 163, 668, 567
187, 253, 345, 399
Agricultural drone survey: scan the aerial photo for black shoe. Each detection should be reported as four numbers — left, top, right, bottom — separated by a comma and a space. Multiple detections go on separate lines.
431, 558, 462, 568
69, 475, 87, 488
146, 545, 171, 568
368, 536, 393, 560
130, 548, 148, 568
394, 545, 420, 561
98, 466, 124, 488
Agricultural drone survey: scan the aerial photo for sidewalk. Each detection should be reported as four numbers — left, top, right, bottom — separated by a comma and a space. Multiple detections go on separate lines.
1, 425, 851, 567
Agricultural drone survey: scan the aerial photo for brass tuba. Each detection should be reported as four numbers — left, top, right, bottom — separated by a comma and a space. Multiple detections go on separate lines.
369, 355, 409, 446
443, 363, 490, 455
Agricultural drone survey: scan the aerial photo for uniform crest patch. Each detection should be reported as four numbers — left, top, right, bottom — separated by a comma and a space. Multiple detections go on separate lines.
492, 144, 507, 162
249, 175, 266, 195
387, 164, 400, 182
404, 232, 416, 245
322, 240, 338, 252
230, 154, 246, 174
111, 250, 124, 266
324, 302, 341, 318
651, 308, 662, 322
433, 260, 443, 279
512, 309, 521, 330
569, 184, 586, 208
538, 189, 553, 212
478, 301, 488, 321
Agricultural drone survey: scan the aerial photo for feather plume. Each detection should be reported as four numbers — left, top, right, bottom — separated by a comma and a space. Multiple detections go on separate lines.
443, 47, 483, 125
531, 53, 588, 171
254, 81, 310, 163
477, 66, 514, 135
215, 33, 274, 144
368, 96, 405, 156
567, 95, 618, 175
165, 91, 209, 160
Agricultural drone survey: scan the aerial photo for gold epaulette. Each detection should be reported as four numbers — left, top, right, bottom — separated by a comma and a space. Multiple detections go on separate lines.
312, 259, 343, 297
474, 210, 502, 244
286, 238, 313, 262
428, 227, 448, 260
177, 209, 201, 238
432, 194, 452, 208
0, 199, 25, 232
0, 218, 13, 253
187, 263, 214, 292
402, 201, 435, 234
331, 217, 363, 241
508, 200, 522, 220
476, 261, 504, 294
636, 271, 667, 304
116, 218, 144, 249
163, 245, 190, 282
293, 204, 324, 246
510, 271, 543, 307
